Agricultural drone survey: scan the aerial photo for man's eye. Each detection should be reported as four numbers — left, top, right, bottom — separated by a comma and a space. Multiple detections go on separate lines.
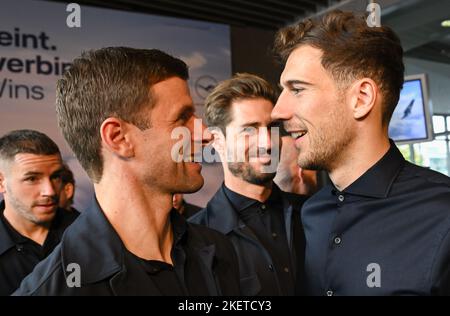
24, 177, 37, 182
178, 112, 191, 123
51, 174, 62, 181
178, 115, 189, 124
243, 127, 256, 134
291, 87, 304, 95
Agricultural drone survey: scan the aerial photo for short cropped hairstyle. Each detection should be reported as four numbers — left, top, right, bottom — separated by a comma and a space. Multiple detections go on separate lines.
56, 47, 189, 182
274, 10, 404, 126
0, 130, 60, 164
60, 163, 75, 205
60, 163, 75, 186
205, 73, 278, 134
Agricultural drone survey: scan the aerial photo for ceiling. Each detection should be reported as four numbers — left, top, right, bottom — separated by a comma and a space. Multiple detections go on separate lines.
380, 0, 450, 65
48, 0, 450, 64
49, 0, 342, 30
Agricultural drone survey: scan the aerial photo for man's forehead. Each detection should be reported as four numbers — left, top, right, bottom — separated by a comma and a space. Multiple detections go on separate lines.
13, 153, 62, 168
230, 98, 273, 124
288, 45, 323, 64
151, 77, 191, 97
150, 78, 194, 113
281, 46, 323, 84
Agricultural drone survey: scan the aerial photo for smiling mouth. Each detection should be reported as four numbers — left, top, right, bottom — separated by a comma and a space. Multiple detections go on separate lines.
290, 130, 308, 140
187, 154, 202, 163
35, 203, 56, 209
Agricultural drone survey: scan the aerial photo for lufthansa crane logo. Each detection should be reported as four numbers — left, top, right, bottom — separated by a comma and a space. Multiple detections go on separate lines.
195, 75, 218, 100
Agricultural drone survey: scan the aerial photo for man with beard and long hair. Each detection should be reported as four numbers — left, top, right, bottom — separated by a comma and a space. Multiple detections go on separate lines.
0, 130, 79, 295
190, 73, 307, 296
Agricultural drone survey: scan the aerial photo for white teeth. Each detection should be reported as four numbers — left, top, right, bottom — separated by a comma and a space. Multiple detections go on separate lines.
291, 131, 306, 139
188, 155, 200, 163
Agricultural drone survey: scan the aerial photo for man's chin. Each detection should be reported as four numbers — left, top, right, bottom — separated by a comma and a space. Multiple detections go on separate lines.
243, 173, 276, 186
251, 178, 275, 186
297, 155, 324, 171
229, 162, 275, 185
181, 176, 204, 194
30, 214, 55, 226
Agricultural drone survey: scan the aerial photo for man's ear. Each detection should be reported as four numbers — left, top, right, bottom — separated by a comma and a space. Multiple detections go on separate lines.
348, 78, 378, 120
0, 169, 6, 194
100, 117, 135, 158
64, 182, 75, 201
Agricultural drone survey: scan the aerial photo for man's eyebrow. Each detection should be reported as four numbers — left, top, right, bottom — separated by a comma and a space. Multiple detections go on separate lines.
284, 79, 313, 87
23, 168, 64, 177
240, 119, 278, 129
178, 104, 195, 115
240, 121, 261, 128
23, 171, 42, 177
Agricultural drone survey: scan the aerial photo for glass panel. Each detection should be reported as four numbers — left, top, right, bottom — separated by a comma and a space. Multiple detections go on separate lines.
413, 140, 449, 176
433, 116, 446, 133
398, 144, 414, 163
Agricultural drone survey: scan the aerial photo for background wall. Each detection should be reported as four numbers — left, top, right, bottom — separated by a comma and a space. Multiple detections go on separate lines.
404, 57, 450, 115
230, 26, 282, 87
0, 0, 232, 210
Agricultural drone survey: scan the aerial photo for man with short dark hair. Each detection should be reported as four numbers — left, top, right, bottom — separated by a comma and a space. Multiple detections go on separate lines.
272, 10, 450, 295
58, 164, 78, 213
0, 129, 78, 295
190, 73, 307, 296
14, 47, 240, 296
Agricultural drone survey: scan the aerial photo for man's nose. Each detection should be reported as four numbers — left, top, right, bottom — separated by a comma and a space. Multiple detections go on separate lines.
258, 127, 273, 151
195, 116, 213, 146
271, 91, 293, 122
40, 178, 57, 197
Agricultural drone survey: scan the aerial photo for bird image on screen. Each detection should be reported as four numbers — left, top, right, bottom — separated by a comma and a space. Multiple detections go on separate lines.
401, 99, 415, 119
388, 74, 433, 144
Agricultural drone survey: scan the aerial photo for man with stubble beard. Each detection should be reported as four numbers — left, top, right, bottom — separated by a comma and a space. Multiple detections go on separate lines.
190, 73, 307, 296
272, 10, 450, 295
0, 130, 78, 295
14, 47, 240, 296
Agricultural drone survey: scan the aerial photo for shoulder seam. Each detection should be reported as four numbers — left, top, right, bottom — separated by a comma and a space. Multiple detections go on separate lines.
26, 251, 63, 295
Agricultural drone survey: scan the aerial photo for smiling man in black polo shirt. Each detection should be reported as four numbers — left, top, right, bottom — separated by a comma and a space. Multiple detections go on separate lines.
190, 73, 307, 296
271, 10, 450, 295
0, 129, 79, 295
